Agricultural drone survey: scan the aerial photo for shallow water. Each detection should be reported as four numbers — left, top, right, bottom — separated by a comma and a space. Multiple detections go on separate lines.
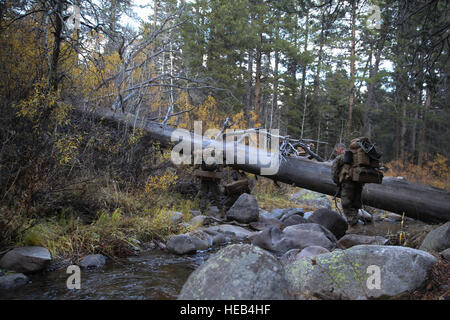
0, 250, 214, 300
0, 219, 431, 300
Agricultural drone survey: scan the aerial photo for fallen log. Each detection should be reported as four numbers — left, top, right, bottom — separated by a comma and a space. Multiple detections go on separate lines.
79, 106, 450, 223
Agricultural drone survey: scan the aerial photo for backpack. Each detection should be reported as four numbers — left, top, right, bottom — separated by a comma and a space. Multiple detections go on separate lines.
347, 137, 384, 184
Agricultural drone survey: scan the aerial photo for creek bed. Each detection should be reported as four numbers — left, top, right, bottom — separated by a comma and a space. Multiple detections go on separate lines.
0, 250, 215, 300
0, 218, 432, 300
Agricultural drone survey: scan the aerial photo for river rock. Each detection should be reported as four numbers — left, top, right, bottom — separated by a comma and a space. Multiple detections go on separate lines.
290, 190, 332, 210
167, 232, 212, 255
307, 209, 348, 239
419, 222, 450, 253
303, 211, 314, 220
204, 225, 256, 241
164, 211, 184, 225
358, 210, 373, 224
189, 215, 216, 227
440, 248, 450, 260
337, 234, 389, 249
0, 273, 29, 291
284, 245, 437, 300
79, 254, 107, 269
205, 206, 222, 218
250, 223, 337, 254
281, 246, 330, 265
282, 215, 308, 227
189, 210, 202, 217
250, 215, 284, 231
226, 193, 259, 224
0, 247, 51, 273
178, 244, 290, 300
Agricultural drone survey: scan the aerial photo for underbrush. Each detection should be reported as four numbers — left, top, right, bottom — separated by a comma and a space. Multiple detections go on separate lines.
386, 154, 449, 190
0, 98, 198, 259
252, 177, 299, 211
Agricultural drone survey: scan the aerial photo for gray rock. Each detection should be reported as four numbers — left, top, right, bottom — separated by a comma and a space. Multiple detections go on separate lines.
358, 210, 373, 224
206, 225, 257, 241
164, 211, 184, 225
281, 246, 330, 265
297, 246, 330, 258
167, 232, 212, 255
205, 206, 222, 219
282, 215, 308, 227
79, 254, 107, 269
0, 247, 51, 273
307, 209, 348, 239
260, 209, 284, 220
303, 212, 314, 220
285, 245, 437, 300
283, 208, 305, 218
250, 223, 337, 254
250, 216, 284, 231
0, 273, 29, 290
337, 234, 389, 249
419, 222, 450, 253
383, 212, 403, 221
189, 215, 216, 227
290, 190, 332, 210
212, 233, 228, 246
178, 244, 290, 300
440, 248, 450, 260
226, 193, 259, 224
190, 210, 202, 217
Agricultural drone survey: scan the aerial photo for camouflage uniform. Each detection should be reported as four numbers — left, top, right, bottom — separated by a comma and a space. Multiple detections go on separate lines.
223, 170, 251, 211
195, 162, 223, 213
332, 154, 363, 226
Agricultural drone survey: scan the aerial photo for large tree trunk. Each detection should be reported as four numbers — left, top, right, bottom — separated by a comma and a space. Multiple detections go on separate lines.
254, 33, 263, 123
79, 105, 450, 224
49, 0, 64, 91
348, 0, 357, 132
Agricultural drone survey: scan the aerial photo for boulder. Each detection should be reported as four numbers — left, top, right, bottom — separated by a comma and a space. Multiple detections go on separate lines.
226, 193, 259, 224
205, 206, 222, 219
290, 190, 332, 210
303, 212, 314, 220
167, 232, 212, 255
189, 215, 216, 227
282, 215, 308, 227
0, 247, 51, 273
284, 245, 437, 300
79, 254, 107, 269
281, 246, 330, 265
260, 208, 305, 222
178, 244, 290, 300
419, 222, 450, 253
307, 209, 348, 239
440, 248, 450, 260
189, 210, 202, 217
0, 273, 29, 291
164, 211, 184, 225
250, 223, 337, 254
204, 225, 257, 241
250, 216, 284, 231
358, 210, 373, 224
337, 234, 389, 249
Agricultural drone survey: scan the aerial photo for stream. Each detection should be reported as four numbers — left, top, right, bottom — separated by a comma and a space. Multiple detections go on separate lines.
0, 219, 431, 300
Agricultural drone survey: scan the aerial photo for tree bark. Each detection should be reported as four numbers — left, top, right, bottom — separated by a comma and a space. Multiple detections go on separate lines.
49, 0, 64, 91
80, 105, 450, 223
348, 0, 357, 132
